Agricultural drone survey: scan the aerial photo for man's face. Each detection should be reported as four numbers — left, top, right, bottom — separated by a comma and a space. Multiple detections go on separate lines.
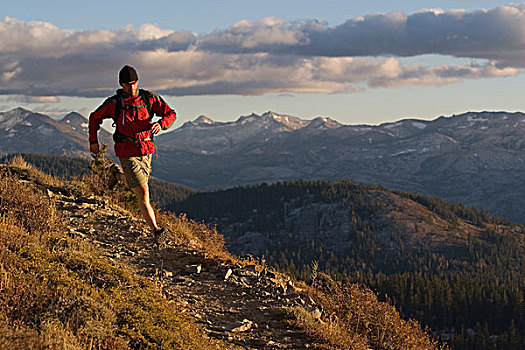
120, 80, 139, 96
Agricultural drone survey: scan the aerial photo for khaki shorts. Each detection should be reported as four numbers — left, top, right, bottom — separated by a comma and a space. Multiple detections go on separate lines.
119, 155, 152, 188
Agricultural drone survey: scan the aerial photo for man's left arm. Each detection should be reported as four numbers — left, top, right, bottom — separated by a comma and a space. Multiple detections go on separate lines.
151, 94, 177, 132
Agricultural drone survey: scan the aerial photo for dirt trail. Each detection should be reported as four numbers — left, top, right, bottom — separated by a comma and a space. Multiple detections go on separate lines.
49, 189, 334, 350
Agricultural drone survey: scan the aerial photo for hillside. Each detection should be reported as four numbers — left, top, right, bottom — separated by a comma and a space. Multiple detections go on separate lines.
0, 156, 442, 349
170, 180, 525, 349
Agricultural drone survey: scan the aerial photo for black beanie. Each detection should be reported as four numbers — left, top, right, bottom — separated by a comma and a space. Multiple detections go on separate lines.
119, 65, 138, 83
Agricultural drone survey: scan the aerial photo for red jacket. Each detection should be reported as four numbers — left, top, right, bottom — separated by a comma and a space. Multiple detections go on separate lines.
89, 89, 177, 158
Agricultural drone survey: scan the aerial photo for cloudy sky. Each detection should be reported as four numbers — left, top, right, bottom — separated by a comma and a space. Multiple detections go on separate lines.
1, 0, 524, 125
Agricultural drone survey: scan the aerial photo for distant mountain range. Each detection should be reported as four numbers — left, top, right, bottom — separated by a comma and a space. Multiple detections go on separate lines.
155, 110, 525, 223
1, 107, 525, 223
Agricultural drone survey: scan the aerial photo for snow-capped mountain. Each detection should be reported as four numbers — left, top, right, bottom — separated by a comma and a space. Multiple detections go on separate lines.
0, 108, 112, 158
164, 111, 341, 155
61, 112, 90, 134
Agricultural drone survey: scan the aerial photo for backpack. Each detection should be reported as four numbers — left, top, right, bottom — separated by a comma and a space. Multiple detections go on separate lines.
112, 89, 155, 144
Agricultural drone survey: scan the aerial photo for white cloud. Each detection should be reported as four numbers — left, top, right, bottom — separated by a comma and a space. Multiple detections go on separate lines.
0, 16, 114, 57
197, 5, 525, 66
369, 60, 517, 88
0, 5, 524, 98
9, 95, 60, 103
0, 16, 195, 57
137, 23, 174, 41
200, 17, 309, 50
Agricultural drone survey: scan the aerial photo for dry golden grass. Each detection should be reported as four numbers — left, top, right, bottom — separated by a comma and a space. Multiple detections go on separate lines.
0, 166, 61, 234
292, 272, 447, 350
292, 305, 370, 350
5, 153, 64, 188
157, 212, 236, 260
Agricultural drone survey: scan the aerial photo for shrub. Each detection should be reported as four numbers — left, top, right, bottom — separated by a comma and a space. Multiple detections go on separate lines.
294, 273, 447, 350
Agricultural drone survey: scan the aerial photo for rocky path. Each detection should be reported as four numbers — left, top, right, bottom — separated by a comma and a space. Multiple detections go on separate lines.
49, 189, 333, 350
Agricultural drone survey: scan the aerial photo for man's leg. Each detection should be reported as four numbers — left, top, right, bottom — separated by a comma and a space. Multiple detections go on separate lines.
132, 182, 158, 232
118, 155, 165, 243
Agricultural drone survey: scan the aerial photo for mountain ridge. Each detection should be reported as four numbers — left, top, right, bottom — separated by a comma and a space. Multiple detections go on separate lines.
2, 107, 525, 223
169, 178, 525, 349
0, 108, 113, 158
155, 110, 525, 223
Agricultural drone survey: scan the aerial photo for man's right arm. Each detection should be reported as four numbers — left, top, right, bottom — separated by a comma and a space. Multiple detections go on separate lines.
89, 142, 100, 154
88, 98, 116, 153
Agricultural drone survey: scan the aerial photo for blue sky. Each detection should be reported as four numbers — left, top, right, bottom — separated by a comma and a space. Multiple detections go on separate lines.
1, 0, 524, 125
3, 0, 510, 33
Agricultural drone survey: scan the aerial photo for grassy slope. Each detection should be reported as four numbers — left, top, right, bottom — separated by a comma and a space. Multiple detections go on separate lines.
0, 155, 444, 350
0, 157, 226, 350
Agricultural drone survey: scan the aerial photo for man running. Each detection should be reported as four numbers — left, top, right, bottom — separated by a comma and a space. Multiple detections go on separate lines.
88, 65, 177, 245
